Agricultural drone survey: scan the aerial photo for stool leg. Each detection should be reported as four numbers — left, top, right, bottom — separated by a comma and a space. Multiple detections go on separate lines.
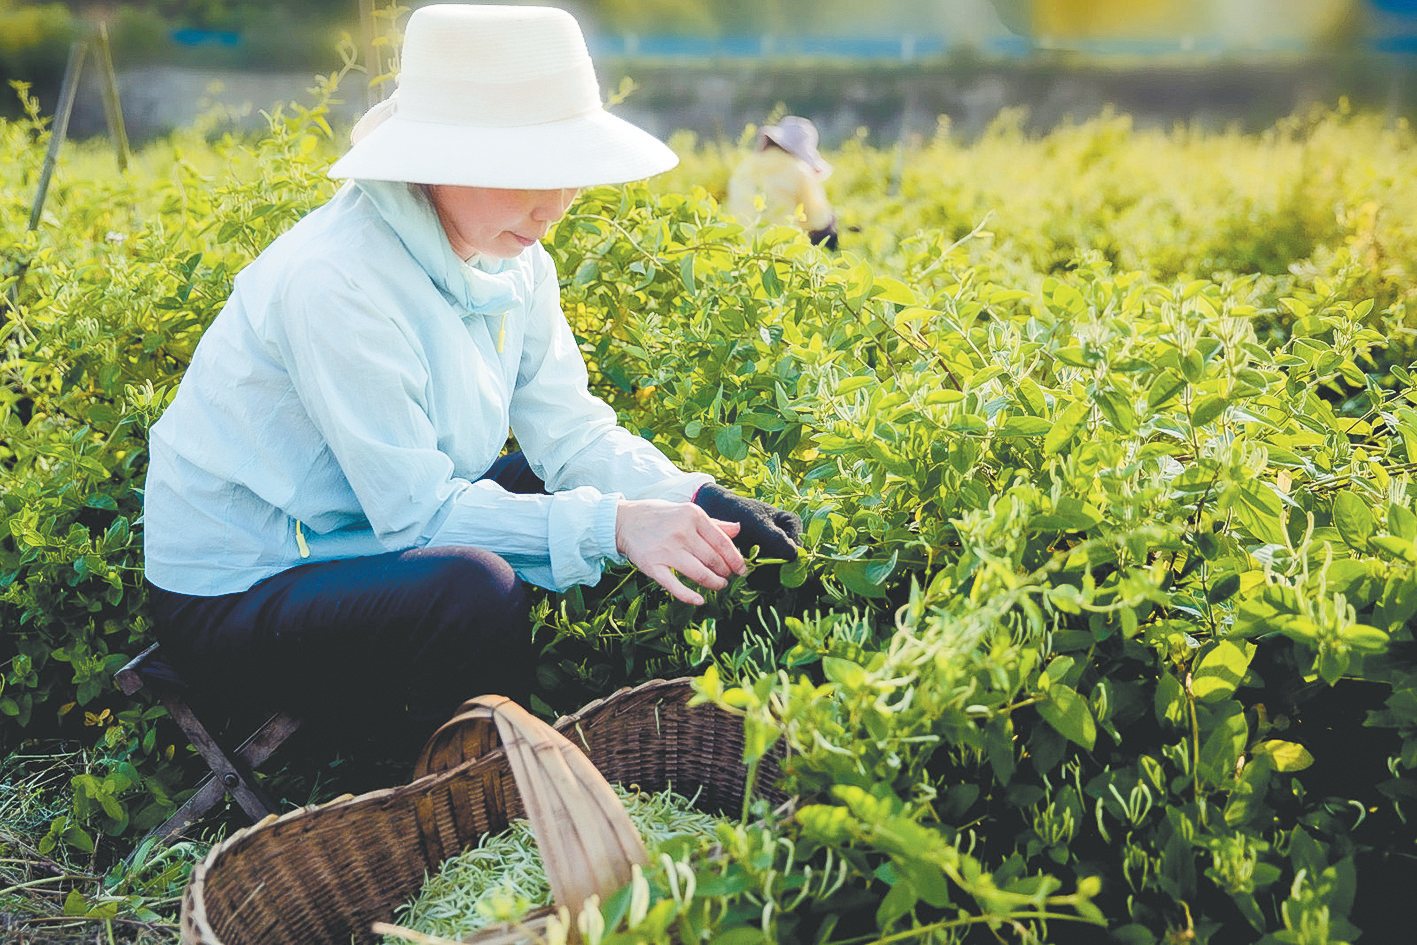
146, 775, 229, 845
141, 710, 302, 845
237, 711, 303, 771
157, 693, 281, 822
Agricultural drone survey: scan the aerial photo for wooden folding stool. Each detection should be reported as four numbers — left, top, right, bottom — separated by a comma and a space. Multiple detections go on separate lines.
115, 642, 301, 843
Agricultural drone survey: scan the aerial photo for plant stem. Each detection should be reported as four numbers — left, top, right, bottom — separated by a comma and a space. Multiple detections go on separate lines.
741, 755, 760, 824
1187, 676, 1207, 828
836, 908, 1104, 945
0, 873, 87, 898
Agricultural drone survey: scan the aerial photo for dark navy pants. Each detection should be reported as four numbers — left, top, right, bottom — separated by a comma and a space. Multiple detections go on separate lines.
146, 453, 544, 752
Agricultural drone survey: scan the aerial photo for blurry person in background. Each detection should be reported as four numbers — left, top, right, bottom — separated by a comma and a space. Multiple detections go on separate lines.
726, 116, 839, 249
141, 4, 803, 763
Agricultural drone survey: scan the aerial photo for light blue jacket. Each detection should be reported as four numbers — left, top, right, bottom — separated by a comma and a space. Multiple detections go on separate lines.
143, 179, 707, 596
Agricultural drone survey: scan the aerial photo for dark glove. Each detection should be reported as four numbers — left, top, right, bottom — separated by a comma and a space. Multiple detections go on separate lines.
808, 215, 839, 251
693, 483, 802, 561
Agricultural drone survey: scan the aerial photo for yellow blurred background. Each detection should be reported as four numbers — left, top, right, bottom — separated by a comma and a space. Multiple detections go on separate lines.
1014, 0, 1363, 49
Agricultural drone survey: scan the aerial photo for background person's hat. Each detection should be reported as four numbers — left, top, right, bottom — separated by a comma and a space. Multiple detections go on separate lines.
329, 4, 678, 189
759, 116, 831, 177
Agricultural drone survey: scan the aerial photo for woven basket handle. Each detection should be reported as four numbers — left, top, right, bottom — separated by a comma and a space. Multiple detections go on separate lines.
413, 694, 650, 919
414, 694, 510, 780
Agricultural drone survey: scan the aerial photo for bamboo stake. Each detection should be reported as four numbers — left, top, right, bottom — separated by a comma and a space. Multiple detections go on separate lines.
5, 38, 87, 318
27, 39, 86, 232
92, 20, 130, 172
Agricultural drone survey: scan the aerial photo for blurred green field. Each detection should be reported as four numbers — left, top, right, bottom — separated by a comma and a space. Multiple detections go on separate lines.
655, 101, 1415, 332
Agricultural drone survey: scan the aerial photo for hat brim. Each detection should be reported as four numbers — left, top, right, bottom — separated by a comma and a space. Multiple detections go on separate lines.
761, 127, 830, 177
328, 109, 678, 189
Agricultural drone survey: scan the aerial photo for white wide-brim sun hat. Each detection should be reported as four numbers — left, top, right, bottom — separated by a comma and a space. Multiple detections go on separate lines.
329, 3, 678, 190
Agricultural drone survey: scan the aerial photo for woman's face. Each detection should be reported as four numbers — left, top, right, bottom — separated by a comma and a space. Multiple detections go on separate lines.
426, 185, 579, 259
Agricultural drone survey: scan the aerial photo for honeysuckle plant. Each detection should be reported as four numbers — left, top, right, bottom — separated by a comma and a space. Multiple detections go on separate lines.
4, 65, 1416, 942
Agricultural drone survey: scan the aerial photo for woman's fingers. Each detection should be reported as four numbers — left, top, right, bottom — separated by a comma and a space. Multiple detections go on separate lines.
641, 563, 706, 606
699, 517, 745, 578
615, 500, 748, 604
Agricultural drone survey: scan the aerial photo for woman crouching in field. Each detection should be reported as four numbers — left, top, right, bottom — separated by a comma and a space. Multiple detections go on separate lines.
141, 3, 802, 757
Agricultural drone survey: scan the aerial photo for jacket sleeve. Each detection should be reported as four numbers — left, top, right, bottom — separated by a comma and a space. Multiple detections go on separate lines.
270, 261, 626, 591
508, 249, 710, 503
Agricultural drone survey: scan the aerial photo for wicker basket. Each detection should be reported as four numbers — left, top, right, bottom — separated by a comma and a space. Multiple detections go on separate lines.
180, 677, 786, 945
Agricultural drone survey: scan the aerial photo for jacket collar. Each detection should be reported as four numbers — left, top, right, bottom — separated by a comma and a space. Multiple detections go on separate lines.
354, 179, 525, 317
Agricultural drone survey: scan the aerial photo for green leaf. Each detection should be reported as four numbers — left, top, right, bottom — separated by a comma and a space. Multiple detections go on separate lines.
1391, 504, 1417, 541
1109, 924, 1158, 944
679, 252, 696, 292
62, 888, 89, 917
1191, 640, 1255, 703
1095, 387, 1136, 433
996, 415, 1053, 437
837, 376, 876, 395
899, 859, 954, 908
1251, 739, 1315, 772
572, 258, 600, 288
1343, 624, 1389, 652
1146, 369, 1188, 410
1032, 497, 1103, 532
1049, 584, 1084, 614
873, 275, 918, 304
706, 927, 766, 945
1318, 647, 1352, 685
876, 880, 917, 930
760, 261, 784, 296
1155, 671, 1186, 728
1230, 480, 1288, 545
1037, 685, 1096, 751
713, 424, 749, 461
1370, 535, 1417, 563
1332, 492, 1376, 551
1048, 282, 1087, 315
1226, 755, 1274, 828
1206, 571, 1242, 604
62, 824, 94, 854
1044, 654, 1079, 687
833, 552, 897, 598
822, 656, 866, 690
984, 714, 1016, 786
1191, 393, 1229, 428
779, 558, 809, 588
1376, 573, 1417, 630
1198, 703, 1249, 787
1045, 400, 1091, 454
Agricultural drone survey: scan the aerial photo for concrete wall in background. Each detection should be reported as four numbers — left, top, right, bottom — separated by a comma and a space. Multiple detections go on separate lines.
603, 57, 1404, 145
67, 55, 1409, 148
70, 65, 366, 142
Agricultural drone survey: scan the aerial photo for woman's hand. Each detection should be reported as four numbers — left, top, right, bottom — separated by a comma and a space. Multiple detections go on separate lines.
691, 484, 802, 561
615, 499, 747, 605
